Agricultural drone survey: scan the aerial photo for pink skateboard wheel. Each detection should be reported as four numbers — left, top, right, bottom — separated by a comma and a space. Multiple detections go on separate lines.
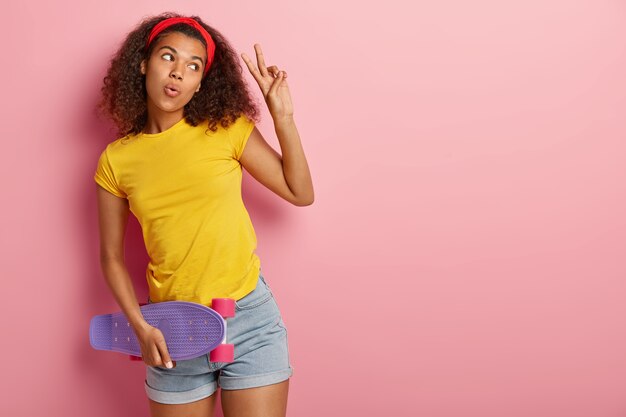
210, 343, 234, 363
212, 298, 235, 318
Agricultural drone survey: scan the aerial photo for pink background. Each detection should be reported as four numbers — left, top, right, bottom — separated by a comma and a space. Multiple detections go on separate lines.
1, 1, 625, 416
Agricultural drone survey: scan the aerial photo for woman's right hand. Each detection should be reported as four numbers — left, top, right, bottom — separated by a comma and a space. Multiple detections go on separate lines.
135, 323, 176, 368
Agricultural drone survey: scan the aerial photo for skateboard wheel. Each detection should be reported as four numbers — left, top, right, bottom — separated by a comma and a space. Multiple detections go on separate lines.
210, 344, 234, 363
212, 298, 235, 318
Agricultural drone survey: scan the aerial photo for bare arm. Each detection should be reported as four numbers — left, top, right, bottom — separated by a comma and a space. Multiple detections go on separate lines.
96, 185, 174, 368
240, 120, 314, 206
96, 185, 145, 326
240, 44, 314, 206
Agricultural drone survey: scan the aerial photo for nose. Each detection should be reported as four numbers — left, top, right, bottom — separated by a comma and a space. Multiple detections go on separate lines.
170, 63, 184, 80
170, 70, 183, 81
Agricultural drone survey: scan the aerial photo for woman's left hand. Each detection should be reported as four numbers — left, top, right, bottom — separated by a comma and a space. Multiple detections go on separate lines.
241, 44, 294, 122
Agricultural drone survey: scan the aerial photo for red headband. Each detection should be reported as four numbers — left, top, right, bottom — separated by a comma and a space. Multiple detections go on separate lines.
146, 17, 215, 77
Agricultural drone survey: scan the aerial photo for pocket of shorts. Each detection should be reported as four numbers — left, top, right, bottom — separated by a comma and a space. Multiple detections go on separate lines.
235, 292, 272, 310
259, 274, 271, 290
235, 277, 273, 311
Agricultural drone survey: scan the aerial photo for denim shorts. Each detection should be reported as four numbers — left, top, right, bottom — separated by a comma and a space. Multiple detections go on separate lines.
144, 272, 294, 404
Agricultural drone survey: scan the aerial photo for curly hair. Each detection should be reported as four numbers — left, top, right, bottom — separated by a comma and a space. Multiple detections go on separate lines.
96, 12, 261, 138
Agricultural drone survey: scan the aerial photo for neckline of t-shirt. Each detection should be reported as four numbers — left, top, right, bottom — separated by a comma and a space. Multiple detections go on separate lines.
139, 117, 188, 138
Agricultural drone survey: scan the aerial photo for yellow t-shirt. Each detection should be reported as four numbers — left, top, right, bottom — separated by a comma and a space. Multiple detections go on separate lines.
94, 115, 261, 307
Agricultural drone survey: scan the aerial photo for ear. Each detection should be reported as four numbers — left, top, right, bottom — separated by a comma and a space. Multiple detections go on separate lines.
140, 59, 146, 75
196, 83, 201, 93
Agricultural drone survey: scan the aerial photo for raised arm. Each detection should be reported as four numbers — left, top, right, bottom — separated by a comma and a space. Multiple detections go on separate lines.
239, 123, 314, 206
240, 44, 314, 206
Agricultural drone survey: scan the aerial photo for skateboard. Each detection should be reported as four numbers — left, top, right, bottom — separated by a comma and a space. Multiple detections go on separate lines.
89, 299, 235, 362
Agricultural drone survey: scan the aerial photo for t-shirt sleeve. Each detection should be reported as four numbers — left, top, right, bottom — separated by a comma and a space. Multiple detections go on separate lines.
94, 147, 126, 198
228, 114, 255, 161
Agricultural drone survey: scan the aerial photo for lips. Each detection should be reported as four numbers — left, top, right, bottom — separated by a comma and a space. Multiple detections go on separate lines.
164, 84, 181, 97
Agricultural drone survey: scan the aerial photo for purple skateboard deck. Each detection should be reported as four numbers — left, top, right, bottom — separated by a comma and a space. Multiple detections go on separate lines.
90, 301, 226, 361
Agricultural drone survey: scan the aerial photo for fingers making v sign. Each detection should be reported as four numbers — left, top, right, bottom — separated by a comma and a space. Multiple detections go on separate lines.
241, 43, 294, 122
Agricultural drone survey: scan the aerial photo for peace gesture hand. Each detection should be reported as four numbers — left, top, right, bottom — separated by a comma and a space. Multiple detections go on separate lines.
241, 44, 293, 122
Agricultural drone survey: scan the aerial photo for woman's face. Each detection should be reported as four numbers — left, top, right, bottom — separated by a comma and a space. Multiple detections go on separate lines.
140, 32, 207, 114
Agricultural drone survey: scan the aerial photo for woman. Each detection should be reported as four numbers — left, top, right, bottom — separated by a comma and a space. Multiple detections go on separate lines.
94, 12, 313, 417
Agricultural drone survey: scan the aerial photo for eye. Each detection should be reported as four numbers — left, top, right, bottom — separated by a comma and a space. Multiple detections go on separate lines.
162, 53, 174, 61
189, 63, 200, 71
